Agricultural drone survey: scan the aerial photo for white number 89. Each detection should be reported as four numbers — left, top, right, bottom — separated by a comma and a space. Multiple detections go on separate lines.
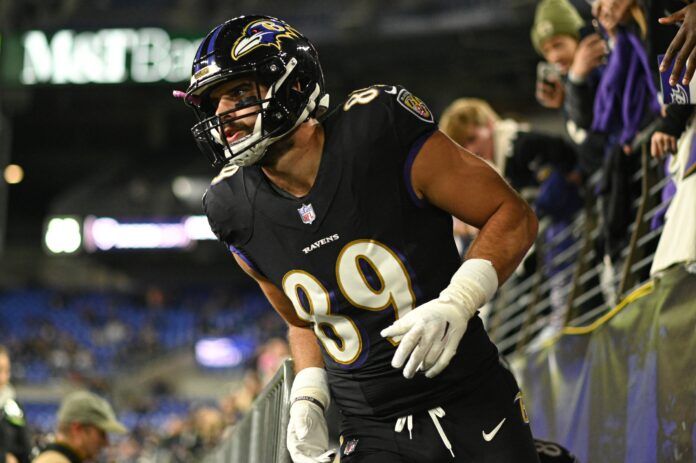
282, 239, 416, 364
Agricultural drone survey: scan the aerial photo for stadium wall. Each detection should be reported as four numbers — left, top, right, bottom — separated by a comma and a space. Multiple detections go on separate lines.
510, 265, 696, 463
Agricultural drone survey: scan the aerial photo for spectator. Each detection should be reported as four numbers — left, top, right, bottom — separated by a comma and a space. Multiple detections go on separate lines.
647, 104, 693, 236
190, 407, 224, 453
0, 346, 31, 463
231, 370, 261, 416
531, 0, 607, 176
439, 98, 578, 193
592, 0, 657, 149
33, 390, 127, 463
591, 0, 660, 297
440, 99, 583, 344
531, 0, 585, 109
255, 338, 289, 386
649, 116, 696, 276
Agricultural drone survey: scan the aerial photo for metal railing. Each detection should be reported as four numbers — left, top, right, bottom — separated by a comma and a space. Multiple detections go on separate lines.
203, 360, 295, 463
488, 142, 670, 354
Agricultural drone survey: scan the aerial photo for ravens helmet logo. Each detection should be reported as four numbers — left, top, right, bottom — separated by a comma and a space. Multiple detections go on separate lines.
232, 19, 300, 60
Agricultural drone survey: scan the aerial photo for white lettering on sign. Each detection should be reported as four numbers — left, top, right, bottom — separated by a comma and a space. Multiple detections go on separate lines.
20, 28, 201, 85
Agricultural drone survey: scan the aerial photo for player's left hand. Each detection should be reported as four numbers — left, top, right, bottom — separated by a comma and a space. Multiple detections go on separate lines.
381, 259, 498, 380
380, 295, 471, 379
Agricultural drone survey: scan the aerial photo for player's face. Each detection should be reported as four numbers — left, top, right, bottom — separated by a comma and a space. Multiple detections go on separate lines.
540, 35, 578, 75
0, 353, 10, 388
210, 78, 268, 145
457, 123, 494, 163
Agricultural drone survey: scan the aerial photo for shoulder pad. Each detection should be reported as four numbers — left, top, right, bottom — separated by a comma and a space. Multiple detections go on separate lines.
202, 168, 253, 246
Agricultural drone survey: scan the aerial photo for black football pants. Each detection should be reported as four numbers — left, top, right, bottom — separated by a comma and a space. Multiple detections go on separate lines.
338, 364, 540, 463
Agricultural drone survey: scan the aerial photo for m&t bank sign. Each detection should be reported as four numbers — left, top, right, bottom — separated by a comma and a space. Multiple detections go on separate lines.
12, 28, 201, 85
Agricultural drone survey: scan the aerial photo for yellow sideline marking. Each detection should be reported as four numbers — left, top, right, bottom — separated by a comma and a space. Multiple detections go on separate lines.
561, 280, 655, 336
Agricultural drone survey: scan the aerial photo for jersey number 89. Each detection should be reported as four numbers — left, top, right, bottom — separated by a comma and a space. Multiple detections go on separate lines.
282, 240, 416, 364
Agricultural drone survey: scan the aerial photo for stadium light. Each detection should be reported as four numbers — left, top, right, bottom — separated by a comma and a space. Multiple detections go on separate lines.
171, 176, 193, 199
3, 164, 24, 184
86, 217, 191, 251
42, 215, 216, 254
44, 217, 82, 254
82, 215, 215, 252
195, 338, 244, 368
194, 336, 256, 368
184, 215, 216, 240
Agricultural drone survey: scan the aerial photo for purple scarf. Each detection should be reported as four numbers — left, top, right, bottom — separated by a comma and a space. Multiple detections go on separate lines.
592, 28, 661, 145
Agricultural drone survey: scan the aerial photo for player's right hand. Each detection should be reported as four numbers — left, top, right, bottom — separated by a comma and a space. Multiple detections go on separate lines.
287, 367, 335, 463
287, 399, 334, 463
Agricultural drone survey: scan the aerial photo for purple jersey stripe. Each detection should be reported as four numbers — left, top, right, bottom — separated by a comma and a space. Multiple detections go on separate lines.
403, 130, 436, 208
229, 245, 265, 277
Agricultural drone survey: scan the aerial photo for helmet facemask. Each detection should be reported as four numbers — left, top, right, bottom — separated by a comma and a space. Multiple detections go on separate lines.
181, 16, 329, 168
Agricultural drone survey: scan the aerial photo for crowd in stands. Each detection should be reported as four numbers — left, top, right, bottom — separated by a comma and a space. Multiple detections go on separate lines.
442, 0, 696, 345
0, 286, 283, 385
0, 286, 289, 462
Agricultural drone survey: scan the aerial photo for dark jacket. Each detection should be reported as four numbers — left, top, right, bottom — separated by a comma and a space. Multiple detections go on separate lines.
654, 104, 695, 136
0, 398, 31, 463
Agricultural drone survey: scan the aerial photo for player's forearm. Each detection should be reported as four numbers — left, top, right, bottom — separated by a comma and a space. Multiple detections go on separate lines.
466, 197, 538, 284
288, 324, 324, 372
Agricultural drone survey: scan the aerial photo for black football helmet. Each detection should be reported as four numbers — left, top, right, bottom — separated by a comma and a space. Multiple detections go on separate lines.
179, 15, 329, 167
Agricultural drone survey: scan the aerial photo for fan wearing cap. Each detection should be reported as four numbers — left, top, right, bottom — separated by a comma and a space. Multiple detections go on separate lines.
531, 0, 606, 120
531, 0, 607, 176
33, 391, 127, 463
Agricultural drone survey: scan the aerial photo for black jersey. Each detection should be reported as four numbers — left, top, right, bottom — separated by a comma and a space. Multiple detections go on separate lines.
204, 85, 500, 418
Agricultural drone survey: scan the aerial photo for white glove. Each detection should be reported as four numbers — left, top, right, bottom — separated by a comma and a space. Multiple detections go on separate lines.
380, 259, 498, 379
287, 367, 336, 463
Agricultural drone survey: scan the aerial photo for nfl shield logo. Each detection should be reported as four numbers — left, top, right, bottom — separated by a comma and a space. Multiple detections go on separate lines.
297, 203, 316, 224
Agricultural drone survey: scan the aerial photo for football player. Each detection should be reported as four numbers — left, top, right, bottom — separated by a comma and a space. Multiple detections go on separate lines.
179, 15, 539, 462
